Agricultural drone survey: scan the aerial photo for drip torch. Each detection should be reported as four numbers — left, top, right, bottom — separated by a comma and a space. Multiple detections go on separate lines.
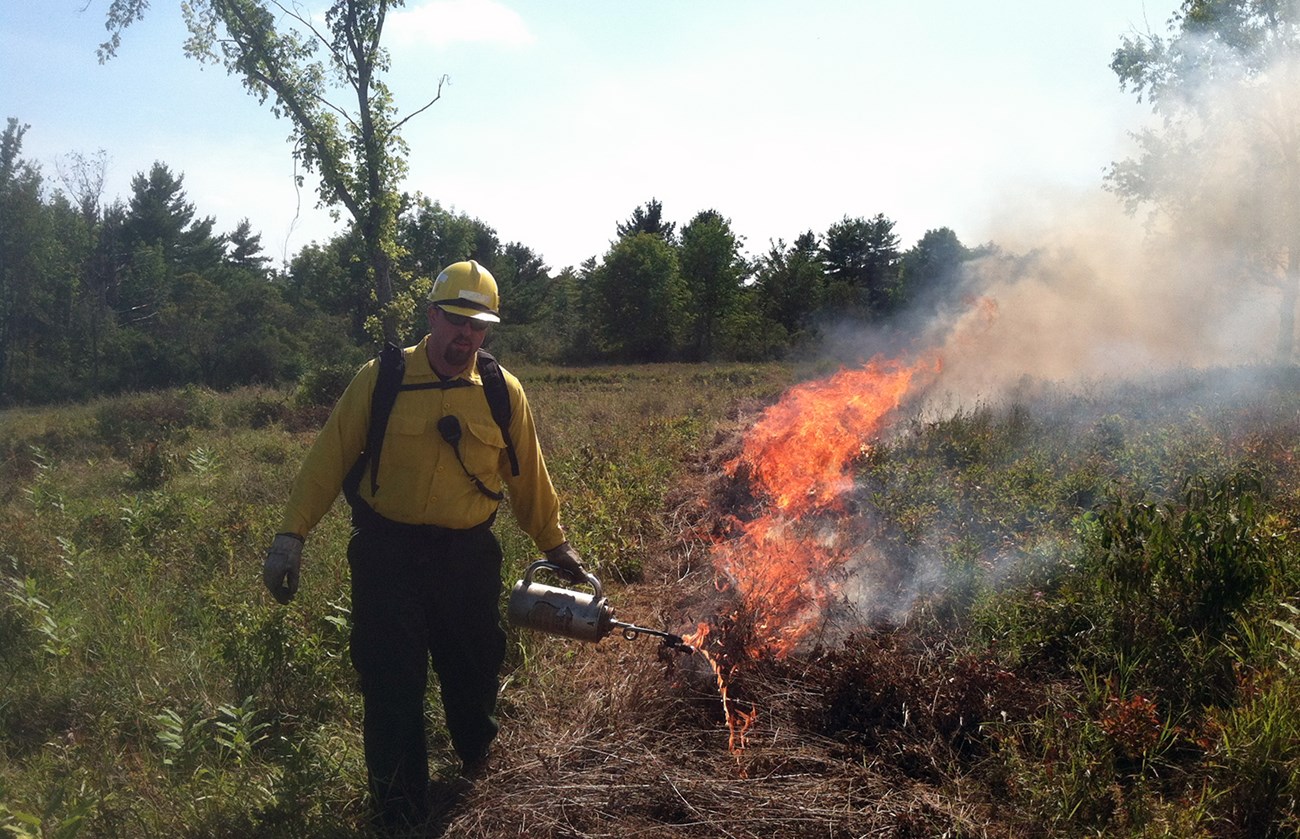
507, 561, 691, 652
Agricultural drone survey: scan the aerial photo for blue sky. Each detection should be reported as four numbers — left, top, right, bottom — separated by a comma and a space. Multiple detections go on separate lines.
2, 1, 1164, 271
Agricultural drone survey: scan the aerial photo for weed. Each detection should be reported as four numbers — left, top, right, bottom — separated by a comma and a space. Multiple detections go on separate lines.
1204, 672, 1300, 838
21, 447, 65, 515
222, 387, 291, 429
0, 777, 98, 839
293, 363, 355, 409
1274, 603, 1300, 675
186, 445, 221, 475
5, 573, 77, 658
126, 441, 173, 490
1082, 470, 1272, 712
93, 391, 199, 454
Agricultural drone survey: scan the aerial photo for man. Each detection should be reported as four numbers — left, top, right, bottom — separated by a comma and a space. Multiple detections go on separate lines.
262, 259, 584, 832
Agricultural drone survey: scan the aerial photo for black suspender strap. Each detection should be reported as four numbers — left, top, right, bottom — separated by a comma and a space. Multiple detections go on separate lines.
343, 345, 520, 517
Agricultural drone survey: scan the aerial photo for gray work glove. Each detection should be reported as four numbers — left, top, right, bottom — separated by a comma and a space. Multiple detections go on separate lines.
543, 541, 586, 583
263, 533, 304, 604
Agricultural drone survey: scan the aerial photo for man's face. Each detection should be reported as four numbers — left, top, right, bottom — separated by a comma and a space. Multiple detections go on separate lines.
426, 305, 488, 376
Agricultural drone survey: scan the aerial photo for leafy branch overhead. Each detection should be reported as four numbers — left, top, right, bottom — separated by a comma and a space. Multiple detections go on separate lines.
98, 0, 446, 344
1107, 0, 1300, 360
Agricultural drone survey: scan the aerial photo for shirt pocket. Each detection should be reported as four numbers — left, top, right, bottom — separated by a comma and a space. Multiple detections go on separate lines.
460, 415, 506, 482
377, 413, 429, 478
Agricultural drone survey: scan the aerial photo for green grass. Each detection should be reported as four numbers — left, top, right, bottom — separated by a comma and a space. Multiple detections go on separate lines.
2, 362, 1299, 837
0, 364, 792, 837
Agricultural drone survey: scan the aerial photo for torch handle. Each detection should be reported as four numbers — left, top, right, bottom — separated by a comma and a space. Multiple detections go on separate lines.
522, 559, 603, 599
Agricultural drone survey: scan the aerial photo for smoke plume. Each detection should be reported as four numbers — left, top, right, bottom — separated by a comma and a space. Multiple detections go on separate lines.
783, 36, 1300, 636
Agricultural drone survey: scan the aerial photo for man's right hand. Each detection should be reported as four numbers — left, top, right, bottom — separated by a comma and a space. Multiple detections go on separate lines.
543, 541, 586, 583
263, 533, 304, 604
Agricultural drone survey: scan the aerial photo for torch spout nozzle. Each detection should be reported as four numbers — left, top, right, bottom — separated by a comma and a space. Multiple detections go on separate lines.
611, 620, 694, 653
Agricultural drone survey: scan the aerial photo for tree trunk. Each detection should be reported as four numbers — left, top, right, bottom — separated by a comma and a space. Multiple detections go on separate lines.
1280, 249, 1300, 364
373, 248, 397, 345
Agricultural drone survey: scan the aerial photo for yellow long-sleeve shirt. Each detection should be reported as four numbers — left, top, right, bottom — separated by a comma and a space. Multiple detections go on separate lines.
278, 337, 566, 551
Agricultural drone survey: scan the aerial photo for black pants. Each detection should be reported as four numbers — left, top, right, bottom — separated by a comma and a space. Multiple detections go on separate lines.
347, 521, 506, 828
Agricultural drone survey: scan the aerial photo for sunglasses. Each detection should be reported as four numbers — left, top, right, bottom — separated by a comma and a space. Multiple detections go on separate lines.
439, 309, 490, 332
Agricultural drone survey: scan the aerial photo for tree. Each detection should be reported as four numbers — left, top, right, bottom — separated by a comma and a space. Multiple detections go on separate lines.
123, 162, 222, 274
109, 163, 224, 334
753, 232, 824, 342
225, 218, 274, 278
589, 233, 684, 361
897, 227, 970, 310
615, 198, 677, 244
678, 209, 745, 360
820, 213, 900, 317
54, 148, 121, 392
55, 149, 109, 225
287, 233, 374, 341
1108, 0, 1300, 360
399, 195, 499, 285
0, 119, 67, 403
101, 0, 445, 345
491, 241, 550, 325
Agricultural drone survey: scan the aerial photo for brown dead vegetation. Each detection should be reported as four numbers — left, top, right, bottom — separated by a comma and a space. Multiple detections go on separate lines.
435, 419, 1031, 839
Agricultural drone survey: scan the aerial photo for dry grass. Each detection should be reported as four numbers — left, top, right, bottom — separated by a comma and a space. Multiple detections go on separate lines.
445, 605, 1009, 839
436, 480, 1016, 839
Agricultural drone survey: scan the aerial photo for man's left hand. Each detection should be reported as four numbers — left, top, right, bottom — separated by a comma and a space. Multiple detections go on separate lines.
543, 541, 586, 583
263, 533, 304, 604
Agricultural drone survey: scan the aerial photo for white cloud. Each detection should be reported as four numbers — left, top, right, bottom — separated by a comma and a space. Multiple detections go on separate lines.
387, 0, 534, 48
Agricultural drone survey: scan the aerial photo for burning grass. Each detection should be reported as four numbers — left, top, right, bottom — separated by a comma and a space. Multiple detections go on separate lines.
446, 613, 1020, 839
466, 362, 1300, 838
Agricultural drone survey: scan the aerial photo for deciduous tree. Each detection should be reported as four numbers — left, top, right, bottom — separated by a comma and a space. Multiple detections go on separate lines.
1108, 0, 1300, 360
398, 196, 499, 288
590, 233, 684, 360
100, 0, 444, 344
897, 227, 970, 310
0, 119, 71, 403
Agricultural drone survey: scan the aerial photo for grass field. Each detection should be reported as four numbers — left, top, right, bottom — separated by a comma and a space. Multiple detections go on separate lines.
2, 361, 1298, 837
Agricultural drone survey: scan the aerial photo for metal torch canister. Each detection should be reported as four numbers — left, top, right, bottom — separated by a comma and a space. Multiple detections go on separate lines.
507, 560, 616, 643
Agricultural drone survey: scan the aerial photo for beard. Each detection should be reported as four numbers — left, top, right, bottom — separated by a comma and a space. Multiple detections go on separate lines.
442, 340, 474, 369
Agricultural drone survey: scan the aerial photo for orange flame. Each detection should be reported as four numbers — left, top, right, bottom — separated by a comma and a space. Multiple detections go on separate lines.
680, 622, 756, 754
729, 358, 930, 514
720, 356, 936, 657
686, 354, 937, 754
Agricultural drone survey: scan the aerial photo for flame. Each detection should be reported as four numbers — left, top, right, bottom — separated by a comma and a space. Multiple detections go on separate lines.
680, 622, 756, 754
719, 356, 936, 657
684, 354, 937, 754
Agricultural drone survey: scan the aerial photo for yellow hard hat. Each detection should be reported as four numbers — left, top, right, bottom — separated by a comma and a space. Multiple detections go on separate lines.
428, 260, 501, 323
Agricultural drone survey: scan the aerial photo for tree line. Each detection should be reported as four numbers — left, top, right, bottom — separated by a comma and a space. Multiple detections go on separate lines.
0, 118, 980, 406
26, 0, 1288, 412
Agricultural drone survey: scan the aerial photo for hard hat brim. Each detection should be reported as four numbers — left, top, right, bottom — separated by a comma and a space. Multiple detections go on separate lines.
435, 302, 501, 323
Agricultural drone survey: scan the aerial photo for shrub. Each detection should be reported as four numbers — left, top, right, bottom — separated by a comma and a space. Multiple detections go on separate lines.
1081, 469, 1273, 712
95, 391, 201, 454
293, 363, 357, 410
